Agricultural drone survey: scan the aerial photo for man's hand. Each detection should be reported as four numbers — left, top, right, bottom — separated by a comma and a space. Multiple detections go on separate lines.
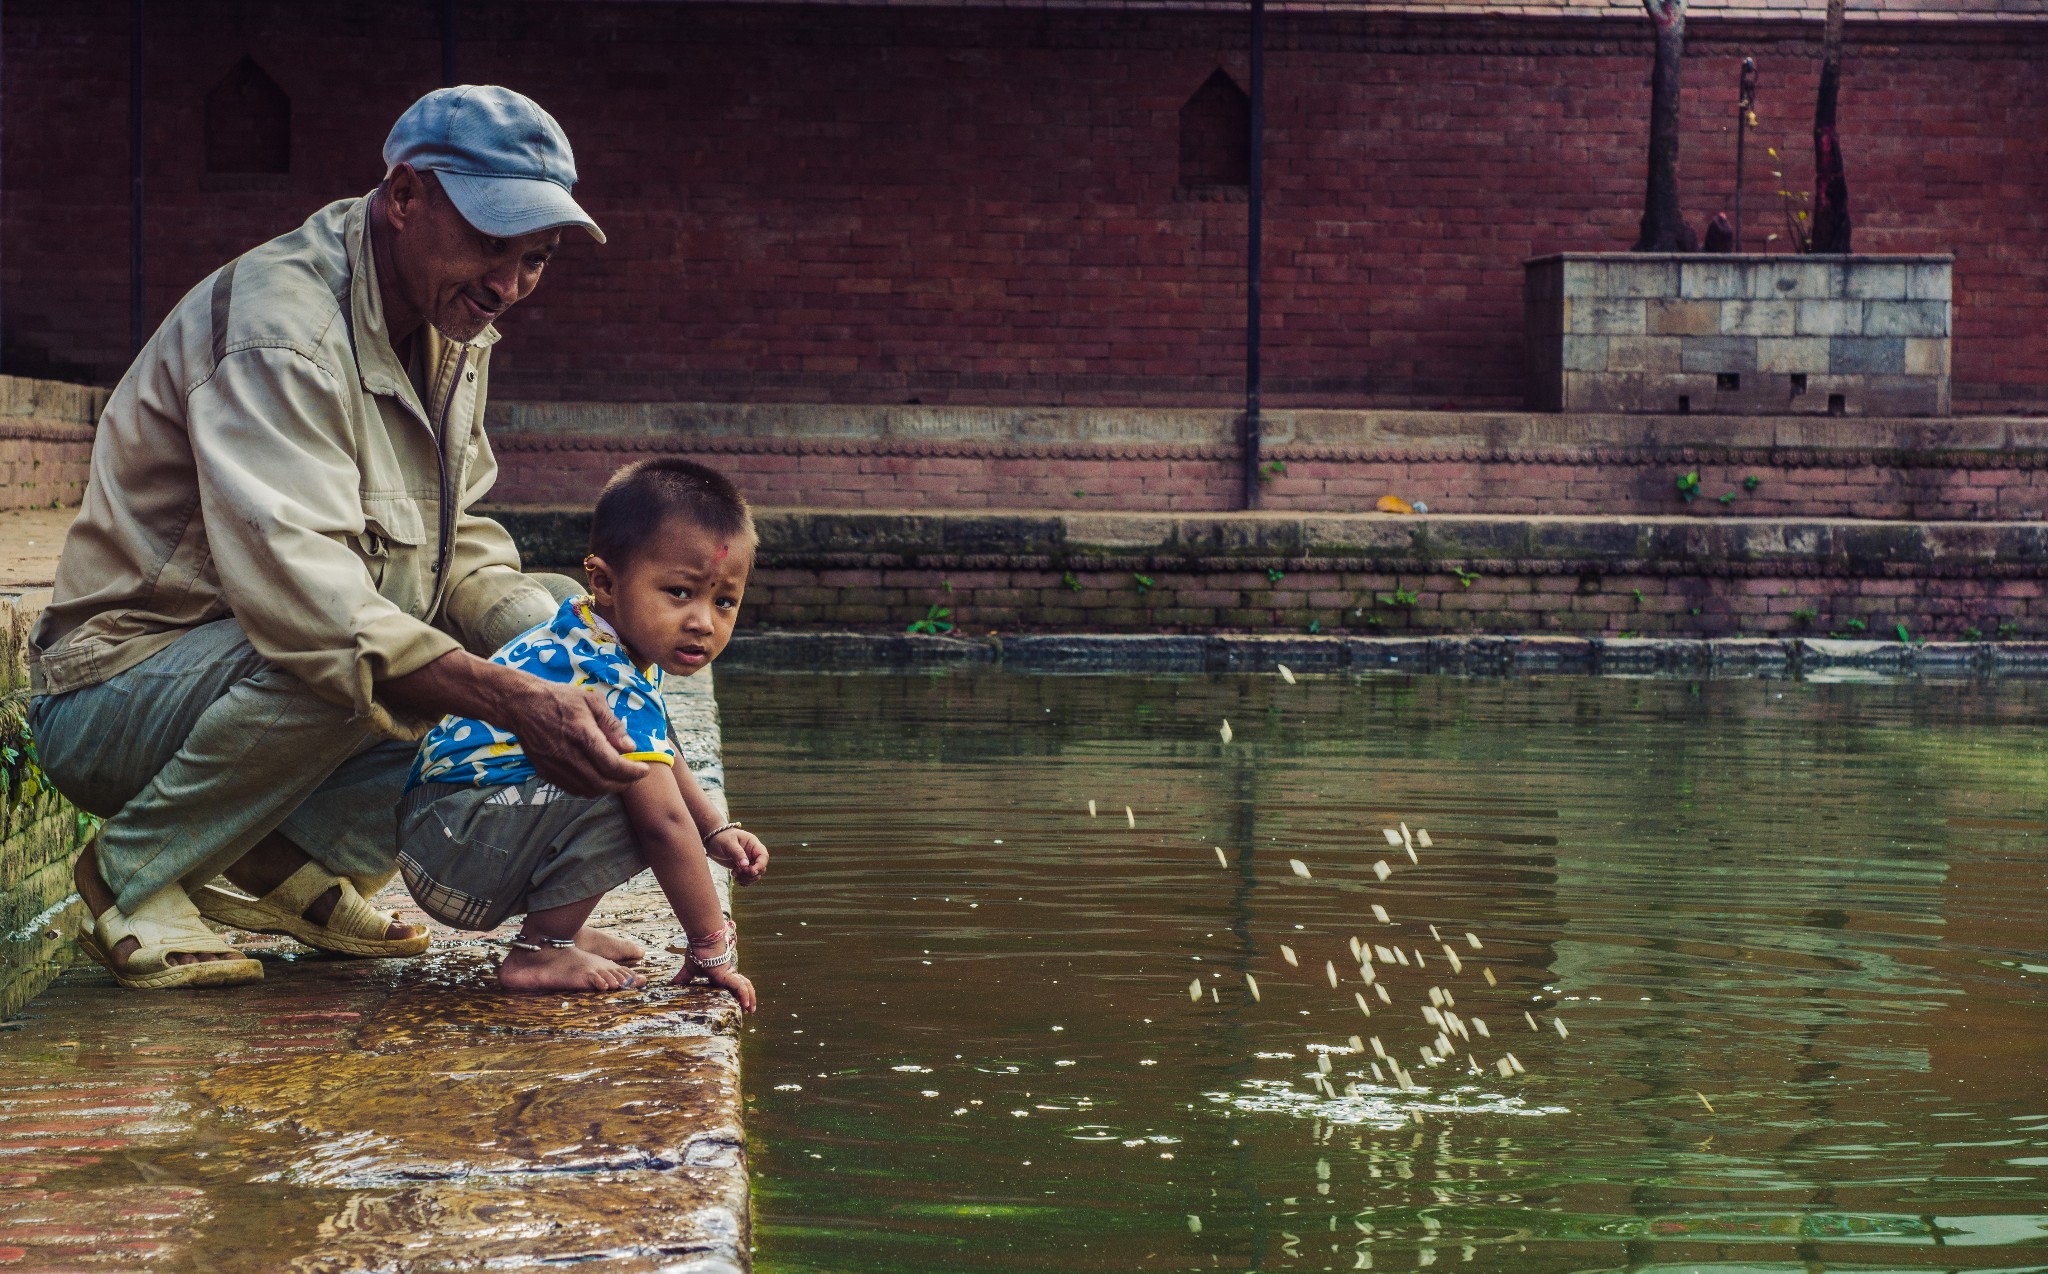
502, 681, 650, 796
384, 649, 648, 797
706, 828, 770, 885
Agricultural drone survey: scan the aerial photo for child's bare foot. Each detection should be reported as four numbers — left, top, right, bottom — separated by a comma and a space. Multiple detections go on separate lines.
499, 945, 645, 993
575, 927, 644, 964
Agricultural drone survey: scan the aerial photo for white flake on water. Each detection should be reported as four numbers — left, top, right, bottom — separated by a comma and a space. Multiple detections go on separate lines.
1371, 905, 1391, 924
1189, 978, 1204, 1003
1416, 829, 1433, 848
1280, 944, 1300, 967
1483, 967, 1498, 987
1553, 1016, 1570, 1039
1220, 719, 1234, 744
1088, 800, 1097, 817
1126, 806, 1136, 828
1466, 931, 1482, 950
1245, 973, 1261, 1002
891, 1065, 933, 1073
1325, 960, 1339, 989
1382, 828, 1403, 846
1277, 663, 1297, 685
1214, 846, 1229, 868
1354, 992, 1372, 1016
1374, 860, 1392, 881
1374, 984, 1393, 1005
1207, 1080, 1565, 1130
1290, 859, 1312, 879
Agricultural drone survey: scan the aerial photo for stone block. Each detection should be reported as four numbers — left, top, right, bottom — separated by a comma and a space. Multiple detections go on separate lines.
1602, 261, 1680, 298
1720, 299, 1797, 336
1843, 262, 1909, 299
1646, 299, 1720, 335
1862, 300, 1948, 338
1679, 336, 1757, 373
1679, 261, 1747, 299
1904, 337, 1950, 377
1829, 336, 1907, 374
1905, 263, 1952, 302
1796, 299, 1862, 336
1560, 335, 1608, 372
1605, 336, 1680, 372
1558, 260, 1604, 296
1756, 337, 1831, 373
1747, 261, 1837, 299
1567, 296, 1646, 335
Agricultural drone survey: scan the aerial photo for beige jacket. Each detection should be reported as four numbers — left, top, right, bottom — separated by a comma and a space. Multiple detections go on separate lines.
32, 195, 551, 739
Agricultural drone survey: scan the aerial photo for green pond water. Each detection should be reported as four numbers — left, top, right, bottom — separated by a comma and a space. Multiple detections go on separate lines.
727, 669, 2048, 1274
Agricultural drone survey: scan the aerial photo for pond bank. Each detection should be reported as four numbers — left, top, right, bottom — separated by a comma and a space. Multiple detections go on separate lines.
0, 671, 753, 1273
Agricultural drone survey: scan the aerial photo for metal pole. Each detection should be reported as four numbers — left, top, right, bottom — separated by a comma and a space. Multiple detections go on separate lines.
1241, 0, 1265, 510
1734, 57, 1755, 252
129, 0, 145, 356
442, 0, 457, 86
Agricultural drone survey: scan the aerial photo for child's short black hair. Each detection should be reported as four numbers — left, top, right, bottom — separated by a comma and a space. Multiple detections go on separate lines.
589, 457, 755, 568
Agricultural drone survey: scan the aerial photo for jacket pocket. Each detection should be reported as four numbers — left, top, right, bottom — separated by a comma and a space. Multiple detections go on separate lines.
357, 496, 431, 616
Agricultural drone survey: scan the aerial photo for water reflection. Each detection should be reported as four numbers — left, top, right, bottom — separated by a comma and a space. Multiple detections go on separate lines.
729, 672, 2048, 1273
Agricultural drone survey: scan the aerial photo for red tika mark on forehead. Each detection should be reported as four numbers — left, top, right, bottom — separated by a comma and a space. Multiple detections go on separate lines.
714, 543, 731, 561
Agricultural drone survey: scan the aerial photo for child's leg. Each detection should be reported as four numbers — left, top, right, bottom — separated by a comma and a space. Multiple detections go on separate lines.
500, 894, 647, 993
574, 925, 644, 964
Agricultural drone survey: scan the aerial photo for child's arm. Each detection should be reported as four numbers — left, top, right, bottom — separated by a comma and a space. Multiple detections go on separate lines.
619, 768, 757, 1011
669, 760, 769, 885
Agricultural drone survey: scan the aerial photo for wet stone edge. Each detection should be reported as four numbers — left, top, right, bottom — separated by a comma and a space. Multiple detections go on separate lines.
722, 630, 2048, 678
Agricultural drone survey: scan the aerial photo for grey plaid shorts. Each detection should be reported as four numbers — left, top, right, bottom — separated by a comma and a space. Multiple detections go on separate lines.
396, 778, 646, 930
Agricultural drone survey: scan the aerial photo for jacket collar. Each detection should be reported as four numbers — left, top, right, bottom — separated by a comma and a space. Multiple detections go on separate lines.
344, 195, 502, 418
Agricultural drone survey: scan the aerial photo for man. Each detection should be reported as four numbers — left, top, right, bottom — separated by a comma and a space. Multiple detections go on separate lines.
29, 86, 650, 990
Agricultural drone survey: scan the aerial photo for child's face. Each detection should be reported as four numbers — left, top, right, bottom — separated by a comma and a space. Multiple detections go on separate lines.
588, 516, 753, 677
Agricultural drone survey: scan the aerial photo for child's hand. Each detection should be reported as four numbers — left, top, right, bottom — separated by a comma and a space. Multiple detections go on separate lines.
674, 960, 756, 1012
706, 827, 770, 885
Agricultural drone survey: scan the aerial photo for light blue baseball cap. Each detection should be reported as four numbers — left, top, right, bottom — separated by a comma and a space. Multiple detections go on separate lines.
382, 85, 606, 244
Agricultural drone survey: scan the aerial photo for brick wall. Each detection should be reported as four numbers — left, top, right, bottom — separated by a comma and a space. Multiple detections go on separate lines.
4, 3, 2044, 411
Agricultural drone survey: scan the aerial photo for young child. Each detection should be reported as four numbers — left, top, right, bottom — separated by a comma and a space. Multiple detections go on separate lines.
397, 457, 767, 1004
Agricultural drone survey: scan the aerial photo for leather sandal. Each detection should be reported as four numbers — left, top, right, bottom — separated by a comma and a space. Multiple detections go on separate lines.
192, 862, 430, 958
75, 888, 264, 990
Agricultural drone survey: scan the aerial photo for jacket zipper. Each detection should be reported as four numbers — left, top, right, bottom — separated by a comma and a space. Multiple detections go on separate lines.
431, 346, 470, 597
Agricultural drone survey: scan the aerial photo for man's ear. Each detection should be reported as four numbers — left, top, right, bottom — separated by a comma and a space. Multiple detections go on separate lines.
383, 163, 427, 230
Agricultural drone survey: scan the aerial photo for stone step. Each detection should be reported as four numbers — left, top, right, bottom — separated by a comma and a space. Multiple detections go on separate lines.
487, 505, 2048, 641
485, 402, 2048, 522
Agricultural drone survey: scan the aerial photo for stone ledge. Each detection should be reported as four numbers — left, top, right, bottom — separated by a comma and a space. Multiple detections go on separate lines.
723, 629, 2048, 677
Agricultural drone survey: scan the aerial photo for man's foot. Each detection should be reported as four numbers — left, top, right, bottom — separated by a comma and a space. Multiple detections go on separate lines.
222, 839, 420, 944
575, 927, 644, 964
499, 945, 646, 993
73, 839, 239, 970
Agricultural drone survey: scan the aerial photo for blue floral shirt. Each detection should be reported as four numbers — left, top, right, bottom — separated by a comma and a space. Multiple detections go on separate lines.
407, 595, 675, 790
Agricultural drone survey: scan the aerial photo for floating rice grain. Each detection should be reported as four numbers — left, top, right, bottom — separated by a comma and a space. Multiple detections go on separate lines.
1507, 1053, 1525, 1075
1483, 967, 1497, 987
1695, 1091, 1715, 1114
1394, 948, 1411, 967
1370, 1035, 1387, 1058
1428, 986, 1445, 1007
1277, 663, 1297, 685
1126, 806, 1136, 828
1357, 963, 1375, 985
1215, 846, 1229, 868
1189, 977, 1203, 1002
1211, 987, 1220, 1003
1245, 973, 1261, 1002
1374, 944, 1395, 963
1348, 936, 1363, 961
1524, 1011, 1539, 1031
1411, 949, 1426, 967
1354, 992, 1372, 1016
1344, 1081, 1360, 1097
1373, 860, 1392, 881
1553, 1016, 1569, 1039
1467, 1055, 1482, 1076
1382, 828, 1402, 846
1280, 944, 1299, 967
1318, 1052, 1333, 1074
1188, 1216, 1203, 1235
1465, 932, 1482, 950
1349, 1034, 1364, 1052
1445, 949, 1465, 975
1442, 989, 1455, 1008
1405, 843, 1418, 865
1422, 1005, 1443, 1027
1400, 822, 1413, 851
1374, 984, 1392, 1005
1326, 960, 1339, 989
1220, 719, 1234, 744
1429, 924, 1442, 942
1472, 1018, 1490, 1038
1088, 800, 1097, 817
1416, 829, 1433, 848
1290, 858, 1312, 879
1496, 1057, 1514, 1077
1371, 905, 1391, 924
1370, 1061, 1386, 1083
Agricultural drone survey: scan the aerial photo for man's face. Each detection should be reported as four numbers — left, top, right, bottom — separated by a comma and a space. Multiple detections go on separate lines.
381, 165, 560, 343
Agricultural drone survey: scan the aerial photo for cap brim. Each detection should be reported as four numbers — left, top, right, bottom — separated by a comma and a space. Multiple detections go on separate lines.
435, 169, 606, 244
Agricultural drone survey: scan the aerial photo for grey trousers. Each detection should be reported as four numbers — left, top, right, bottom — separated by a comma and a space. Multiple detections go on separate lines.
30, 576, 580, 914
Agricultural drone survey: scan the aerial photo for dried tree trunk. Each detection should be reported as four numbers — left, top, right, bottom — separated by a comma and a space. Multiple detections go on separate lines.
1808, 0, 1853, 252
1633, 0, 1692, 252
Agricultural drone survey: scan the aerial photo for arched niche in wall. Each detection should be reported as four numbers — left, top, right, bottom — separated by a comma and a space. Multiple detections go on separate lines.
1177, 68, 1250, 198
204, 56, 291, 182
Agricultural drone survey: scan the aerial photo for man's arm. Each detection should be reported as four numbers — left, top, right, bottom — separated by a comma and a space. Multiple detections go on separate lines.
383, 648, 648, 796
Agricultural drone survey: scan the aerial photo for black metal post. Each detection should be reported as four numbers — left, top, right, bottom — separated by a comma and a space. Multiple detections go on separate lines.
442, 0, 458, 86
128, 0, 145, 355
1241, 0, 1265, 510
